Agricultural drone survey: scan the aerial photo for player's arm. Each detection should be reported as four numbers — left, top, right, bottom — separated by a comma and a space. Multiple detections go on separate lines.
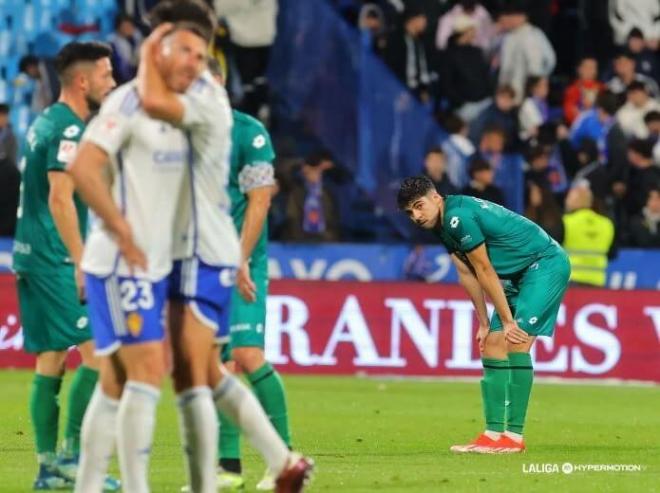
451, 254, 489, 326
48, 172, 83, 265
465, 244, 528, 344
67, 142, 146, 270
137, 23, 185, 124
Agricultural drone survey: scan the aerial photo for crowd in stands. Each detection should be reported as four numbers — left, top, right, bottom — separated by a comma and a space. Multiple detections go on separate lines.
335, 0, 660, 248
0, 0, 659, 249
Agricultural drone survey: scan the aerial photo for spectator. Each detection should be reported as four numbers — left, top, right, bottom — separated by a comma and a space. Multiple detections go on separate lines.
439, 15, 492, 122
563, 56, 604, 126
645, 110, 660, 164
497, 2, 556, 104
214, 0, 278, 118
524, 145, 552, 190
570, 92, 628, 191
478, 125, 507, 172
423, 147, 458, 196
440, 113, 475, 188
469, 84, 518, 148
461, 156, 505, 205
616, 81, 660, 138
563, 138, 611, 209
519, 76, 550, 141
525, 183, 563, 241
382, 4, 433, 102
562, 184, 615, 287
606, 50, 659, 100
0, 104, 17, 169
358, 3, 387, 51
608, 0, 660, 48
617, 138, 660, 217
282, 151, 341, 242
12, 55, 51, 115
628, 187, 660, 247
107, 13, 143, 84
0, 144, 20, 236
435, 0, 494, 52
626, 27, 659, 81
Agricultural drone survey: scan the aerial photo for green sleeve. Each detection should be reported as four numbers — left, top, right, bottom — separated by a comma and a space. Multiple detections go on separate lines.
46, 123, 84, 172
242, 123, 275, 166
445, 209, 485, 253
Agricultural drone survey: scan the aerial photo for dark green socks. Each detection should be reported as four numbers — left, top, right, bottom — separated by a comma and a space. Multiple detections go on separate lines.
248, 363, 291, 447
30, 374, 63, 461
64, 365, 99, 455
506, 352, 534, 434
480, 358, 509, 433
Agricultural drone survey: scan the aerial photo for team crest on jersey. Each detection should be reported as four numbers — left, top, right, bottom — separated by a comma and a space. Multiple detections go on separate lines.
252, 134, 266, 149
63, 125, 81, 138
126, 312, 143, 336
449, 216, 460, 228
57, 140, 78, 163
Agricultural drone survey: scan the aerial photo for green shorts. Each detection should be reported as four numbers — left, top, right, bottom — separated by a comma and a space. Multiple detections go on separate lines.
16, 269, 92, 354
490, 248, 571, 337
227, 262, 268, 350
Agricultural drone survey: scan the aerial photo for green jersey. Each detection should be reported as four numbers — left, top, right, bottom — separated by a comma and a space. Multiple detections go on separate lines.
435, 195, 559, 278
228, 110, 276, 264
13, 103, 87, 273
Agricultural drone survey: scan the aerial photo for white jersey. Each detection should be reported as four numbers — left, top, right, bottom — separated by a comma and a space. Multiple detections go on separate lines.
81, 82, 188, 281
173, 70, 241, 268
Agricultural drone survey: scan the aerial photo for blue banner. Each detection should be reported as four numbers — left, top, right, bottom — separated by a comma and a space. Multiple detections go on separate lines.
1, 238, 657, 289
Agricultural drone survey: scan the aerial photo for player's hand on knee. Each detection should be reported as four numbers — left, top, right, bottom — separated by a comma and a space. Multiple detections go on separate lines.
476, 324, 490, 353
237, 261, 256, 302
503, 321, 529, 344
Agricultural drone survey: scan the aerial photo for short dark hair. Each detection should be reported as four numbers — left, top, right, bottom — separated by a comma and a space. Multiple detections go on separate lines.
644, 110, 660, 125
468, 157, 492, 178
305, 150, 333, 167
397, 176, 435, 209
628, 138, 654, 159
19, 55, 39, 73
626, 80, 647, 94
496, 84, 516, 99
596, 90, 620, 116
614, 48, 635, 61
525, 76, 543, 97
0, 103, 9, 115
54, 42, 112, 83
442, 113, 466, 134
114, 13, 134, 30
627, 27, 644, 40
426, 146, 444, 157
577, 138, 599, 163
148, 0, 216, 44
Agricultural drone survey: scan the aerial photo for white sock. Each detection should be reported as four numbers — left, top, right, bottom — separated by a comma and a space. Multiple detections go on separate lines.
504, 430, 523, 443
484, 430, 502, 441
213, 375, 289, 475
117, 381, 161, 493
177, 386, 218, 493
74, 387, 118, 493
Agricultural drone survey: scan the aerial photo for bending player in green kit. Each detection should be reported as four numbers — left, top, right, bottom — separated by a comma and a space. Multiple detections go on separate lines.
12, 42, 119, 489
397, 176, 571, 453
208, 62, 291, 491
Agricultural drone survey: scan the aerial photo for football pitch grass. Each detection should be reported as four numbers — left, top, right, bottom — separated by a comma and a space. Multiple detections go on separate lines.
0, 371, 659, 492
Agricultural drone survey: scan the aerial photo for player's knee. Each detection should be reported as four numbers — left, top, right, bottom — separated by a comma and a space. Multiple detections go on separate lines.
232, 346, 265, 373
78, 340, 100, 369
121, 346, 166, 387
482, 331, 507, 359
36, 351, 67, 376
